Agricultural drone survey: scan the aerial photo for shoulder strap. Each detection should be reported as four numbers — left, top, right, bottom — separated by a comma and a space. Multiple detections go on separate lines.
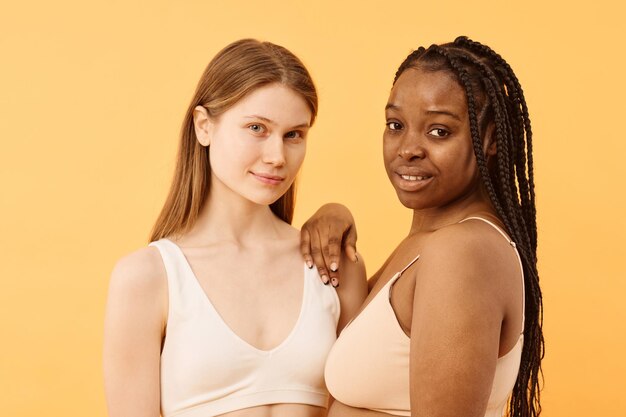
148, 239, 188, 308
148, 239, 180, 281
398, 254, 421, 277
459, 216, 516, 247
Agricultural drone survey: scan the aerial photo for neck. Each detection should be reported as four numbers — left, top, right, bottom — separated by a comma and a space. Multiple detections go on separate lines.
409, 186, 496, 235
183, 179, 287, 247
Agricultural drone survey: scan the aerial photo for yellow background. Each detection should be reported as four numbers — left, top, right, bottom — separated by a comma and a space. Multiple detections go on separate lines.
1, 0, 624, 415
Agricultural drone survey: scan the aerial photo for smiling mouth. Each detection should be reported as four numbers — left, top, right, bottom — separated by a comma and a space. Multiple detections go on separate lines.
394, 172, 434, 191
400, 174, 432, 181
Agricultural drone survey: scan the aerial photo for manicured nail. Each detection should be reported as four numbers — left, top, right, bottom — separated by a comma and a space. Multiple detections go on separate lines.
331, 277, 339, 287
330, 262, 338, 272
306, 260, 313, 269
322, 275, 329, 284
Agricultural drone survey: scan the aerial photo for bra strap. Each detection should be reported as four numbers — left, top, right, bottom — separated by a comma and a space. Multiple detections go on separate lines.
398, 254, 421, 277
387, 254, 421, 301
459, 216, 516, 247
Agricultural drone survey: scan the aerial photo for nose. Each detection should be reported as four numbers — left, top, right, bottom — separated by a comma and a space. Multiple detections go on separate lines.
262, 134, 286, 166
398, 133, 426, 161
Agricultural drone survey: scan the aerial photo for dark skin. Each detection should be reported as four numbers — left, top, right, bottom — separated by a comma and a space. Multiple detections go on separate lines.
301, 68, 524, 417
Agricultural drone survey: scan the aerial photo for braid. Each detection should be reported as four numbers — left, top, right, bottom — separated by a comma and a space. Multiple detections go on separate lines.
454, 44, 544, 403
394, 46, 427, 83
430, 47, 516, 237
395, 38, 544, 417
456, 53, 535, 263
455, 36, 538, 251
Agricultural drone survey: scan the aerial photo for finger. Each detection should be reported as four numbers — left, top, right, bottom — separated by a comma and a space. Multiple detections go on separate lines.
310, 229, 330, 285
327, 225, 342, 273
344, 226, 359, 263
325, 225, 343, 287
318, 226, 339, 287
300, 228, 314, 269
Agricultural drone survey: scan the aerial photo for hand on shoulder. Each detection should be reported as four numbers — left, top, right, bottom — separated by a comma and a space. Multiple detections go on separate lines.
300, 203, 358, 285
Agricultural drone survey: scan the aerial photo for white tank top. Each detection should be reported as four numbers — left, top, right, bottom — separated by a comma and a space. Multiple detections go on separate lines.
149, 238, 340, 417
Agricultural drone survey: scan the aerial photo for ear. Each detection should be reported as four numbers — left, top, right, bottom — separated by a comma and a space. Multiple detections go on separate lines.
193, 106, 214, 147
483, 123, 497, 157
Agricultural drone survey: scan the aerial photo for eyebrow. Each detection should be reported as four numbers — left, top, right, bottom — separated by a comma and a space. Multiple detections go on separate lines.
425, 110, 462, 121
244, 115, 310, 129
385, 104, 462, 121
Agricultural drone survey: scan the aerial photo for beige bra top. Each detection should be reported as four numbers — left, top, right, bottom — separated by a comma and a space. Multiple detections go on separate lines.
324, 217, 525, 417
150, 239, 340, 417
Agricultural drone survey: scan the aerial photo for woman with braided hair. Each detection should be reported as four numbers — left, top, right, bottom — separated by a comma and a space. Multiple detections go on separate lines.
300, 37, 543, 417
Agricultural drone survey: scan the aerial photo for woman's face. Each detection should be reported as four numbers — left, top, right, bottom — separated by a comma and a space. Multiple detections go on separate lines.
204, 83, 312, 207
383, 67, 485, 211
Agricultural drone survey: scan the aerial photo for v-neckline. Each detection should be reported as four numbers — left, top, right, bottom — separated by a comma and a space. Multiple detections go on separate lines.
163, 238, 307, 355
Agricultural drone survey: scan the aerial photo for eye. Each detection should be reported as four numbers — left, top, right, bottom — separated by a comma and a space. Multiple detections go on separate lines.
386, 121, 403, 131
428, 128, 449, 137
284, 130, 303, 140
248, 124, 266, 134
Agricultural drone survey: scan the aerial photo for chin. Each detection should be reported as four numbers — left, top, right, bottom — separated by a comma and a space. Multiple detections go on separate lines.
400, 200, 432, 210
247, 191, 288, 207
394, 191, 437, 211
394, 190, 421, 208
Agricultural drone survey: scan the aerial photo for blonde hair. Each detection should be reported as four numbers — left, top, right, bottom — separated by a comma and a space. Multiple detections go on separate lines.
150, 39, 318, 242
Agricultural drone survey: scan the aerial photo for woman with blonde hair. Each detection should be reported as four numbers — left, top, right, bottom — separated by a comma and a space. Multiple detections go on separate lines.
103, 39, 366, 417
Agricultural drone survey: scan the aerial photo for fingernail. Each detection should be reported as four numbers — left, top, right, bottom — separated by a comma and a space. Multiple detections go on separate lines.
330, 262, 338, 272
306, 260, 313, 269
331, 278, 339, 287
322, 275, 329, 284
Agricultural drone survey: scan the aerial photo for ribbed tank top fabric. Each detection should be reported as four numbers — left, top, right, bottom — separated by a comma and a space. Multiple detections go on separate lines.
324, 217, 525, 417
149, 239, 340, 417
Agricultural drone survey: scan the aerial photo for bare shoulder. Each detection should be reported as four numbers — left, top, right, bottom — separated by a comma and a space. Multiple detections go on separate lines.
274, 222, 304, 251
276, 219, 302, 238
105, 245, 168, 335
108, 246, 167, 298
423, 219, 515, 265
418, 220, 518, 292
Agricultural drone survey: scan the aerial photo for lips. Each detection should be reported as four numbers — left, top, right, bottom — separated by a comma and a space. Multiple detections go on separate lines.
251, 171, 285, 185
393, 166, 434, 191
395, 166, 433, 177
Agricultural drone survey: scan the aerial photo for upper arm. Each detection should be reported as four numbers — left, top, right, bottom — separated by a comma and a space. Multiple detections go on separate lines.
409, 227, 506, 417
335, 251, 367, 333
103, 247, 167, 417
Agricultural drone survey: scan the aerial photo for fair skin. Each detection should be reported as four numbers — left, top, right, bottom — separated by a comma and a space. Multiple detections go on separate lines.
104, 83, 367, 417
302, 68, 524, 417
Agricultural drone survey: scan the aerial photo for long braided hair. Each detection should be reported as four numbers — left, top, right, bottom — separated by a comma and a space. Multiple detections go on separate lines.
394, 37, 543, 417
